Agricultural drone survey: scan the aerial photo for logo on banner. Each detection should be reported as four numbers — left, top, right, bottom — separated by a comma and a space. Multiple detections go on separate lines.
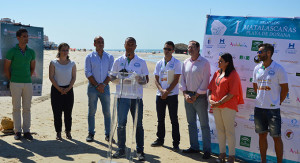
246, 87, 256, 99
217, 39, 226, 48
211, 20, 227, 35
280, 60, 298, 64
297, 73, 300, 77
239, 55, 250, 60
283, 92, 291, 104
286, 43, 297, 54
272, 42, 279, 53
249, 115, 254, 121
251, 40, 263, 51
204, 50, 213, 59
284, 129, 294, 140
230, 42, 247, 48
250, 78, 253, 82
290, 148, 300, 155
205, 37, 213, 48
288, 119, 300, 128
240, 135, 251, 148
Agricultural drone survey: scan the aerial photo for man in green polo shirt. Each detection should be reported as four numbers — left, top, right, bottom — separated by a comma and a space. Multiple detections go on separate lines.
4, 29, 36, 140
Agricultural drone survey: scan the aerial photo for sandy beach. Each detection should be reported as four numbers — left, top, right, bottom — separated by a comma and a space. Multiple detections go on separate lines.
0, 50, 245, 163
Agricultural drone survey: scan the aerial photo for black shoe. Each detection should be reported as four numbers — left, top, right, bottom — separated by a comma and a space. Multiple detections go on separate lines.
172, 146, 180, 152
14, 132, 22, 140
151, 139, 164, 147
86, 133, 94, 142
182, 148, 200, 153
202, 152, 211, 159
112, 150, 125, 158
23, 132, 33, 140
105, 135, 116, 144
66, 131, 72, 140
56, 132, 62, 140
137, 152, 145, 161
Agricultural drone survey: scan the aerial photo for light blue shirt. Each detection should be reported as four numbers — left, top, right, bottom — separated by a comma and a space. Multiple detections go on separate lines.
85, 51, 114, 83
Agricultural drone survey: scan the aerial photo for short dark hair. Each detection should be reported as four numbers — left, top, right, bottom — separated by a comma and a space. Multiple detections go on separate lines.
220, 53, 235, 77
189, 40, 200, 48
258, 43, 274, 56
165, 41, 175, 49
16, 29, 28, 37
57, 43, 70, 60
125, 37, 136, 44
94, 36, 104, 43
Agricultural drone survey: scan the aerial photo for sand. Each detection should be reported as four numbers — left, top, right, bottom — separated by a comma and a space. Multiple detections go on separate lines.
0, 50, 244, 163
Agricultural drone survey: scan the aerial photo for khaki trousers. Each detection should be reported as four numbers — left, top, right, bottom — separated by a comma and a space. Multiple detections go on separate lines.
213, 107, 236, 155
10, 82, 33, 133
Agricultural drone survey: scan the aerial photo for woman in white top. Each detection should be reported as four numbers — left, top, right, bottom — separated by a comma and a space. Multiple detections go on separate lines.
49, 43, 76, 140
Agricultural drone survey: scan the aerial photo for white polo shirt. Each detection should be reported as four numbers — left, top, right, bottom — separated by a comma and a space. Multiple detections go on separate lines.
253, 61, 288, 109
153, 56, 182, 96
111, 54, 149, 99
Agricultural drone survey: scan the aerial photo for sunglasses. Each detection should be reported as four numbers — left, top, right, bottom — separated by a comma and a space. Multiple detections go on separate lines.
163, 48, 172, 51
257, 50, 267, 54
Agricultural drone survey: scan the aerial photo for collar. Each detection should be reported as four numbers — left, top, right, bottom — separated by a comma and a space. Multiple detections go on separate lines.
189, 54, 202, 62
16, 44, 27, 50
162, 56, 174, 64
122, 53, 137, 62
260, 60, 275, 70
94, 51, 107, 57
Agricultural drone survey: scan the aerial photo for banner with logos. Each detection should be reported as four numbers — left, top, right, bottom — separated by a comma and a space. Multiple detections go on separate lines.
200, 15, 300, 162
0, 23, 44, 96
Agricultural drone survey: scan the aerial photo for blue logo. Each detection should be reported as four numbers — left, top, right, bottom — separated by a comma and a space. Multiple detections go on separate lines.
268, 70, 275, 76
134, 63, 141, 67
169, 64, 174, 68
291, 119, 297, 126
219, 39, 225, 44
288, 43, 295, 49
207, 38, 211, 44
249, 115, 254, 121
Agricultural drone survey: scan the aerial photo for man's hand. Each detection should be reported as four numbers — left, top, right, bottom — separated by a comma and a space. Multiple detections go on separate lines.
184, 93, 193, 103
210, 100, 222, 108
96, 84, 105, 93
160, 89, 169, 99
135, 75, 147, 85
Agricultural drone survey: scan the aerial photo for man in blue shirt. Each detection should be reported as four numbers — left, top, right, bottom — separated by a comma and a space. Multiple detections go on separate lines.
85, 36, 114, 142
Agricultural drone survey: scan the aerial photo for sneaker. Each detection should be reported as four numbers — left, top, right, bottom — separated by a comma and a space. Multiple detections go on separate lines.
86, 133, 94, 142
137, 152, 145, 161
151, 139, 164, 147
202, 151, 211, 159
23, 132, 33, 140
112, 150, 125, 158
105, 136, 116, 144
14, 132, 22, 140
182, 147, 200, 153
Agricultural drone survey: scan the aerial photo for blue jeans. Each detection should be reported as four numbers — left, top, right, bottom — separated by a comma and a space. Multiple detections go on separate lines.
254, 107, 281, 137
87, 83, 111, 136
117, 98, 144, 153
184, 94, 211, 153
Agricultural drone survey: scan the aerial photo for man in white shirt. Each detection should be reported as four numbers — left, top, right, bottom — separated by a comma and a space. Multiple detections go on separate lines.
151, 41, 181, 151
253, 43, 289, 163
84, 36, 114, 142
180, 40, 211, 159
110, 37, 149, 161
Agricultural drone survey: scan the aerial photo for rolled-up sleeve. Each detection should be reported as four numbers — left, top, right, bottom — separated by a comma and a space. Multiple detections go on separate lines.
196, 61, 210, 94
85, 55, 93, 78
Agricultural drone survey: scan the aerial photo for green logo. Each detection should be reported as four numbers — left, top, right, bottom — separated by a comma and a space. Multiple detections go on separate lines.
246, 87, 256, 99
270, 104, 275, 107
240, 135, 251, 148
250, 78, 253, 82
296, 73, 300, 77
251, 40, 263, 51
239, 55, 250, 60
239, 55, 243, 59
246, 56, 250, 60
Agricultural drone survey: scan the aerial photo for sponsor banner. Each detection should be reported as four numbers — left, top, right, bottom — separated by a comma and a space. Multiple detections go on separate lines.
199, 15, 300, 162
0, 23, 44, 96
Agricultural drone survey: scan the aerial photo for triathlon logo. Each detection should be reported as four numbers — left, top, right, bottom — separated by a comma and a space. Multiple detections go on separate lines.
211, 20, 227, 35
284, 129, 294, 140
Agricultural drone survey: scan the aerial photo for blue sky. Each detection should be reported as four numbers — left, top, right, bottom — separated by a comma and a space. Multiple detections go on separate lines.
0, 0, 299, 49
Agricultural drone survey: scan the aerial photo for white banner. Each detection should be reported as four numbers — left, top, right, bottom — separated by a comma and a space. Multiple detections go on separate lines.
199, 15, 300, 163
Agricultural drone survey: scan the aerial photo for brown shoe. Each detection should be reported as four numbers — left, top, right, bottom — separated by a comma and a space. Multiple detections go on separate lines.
226, 155, 235, 163
216, 153, 226, 163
